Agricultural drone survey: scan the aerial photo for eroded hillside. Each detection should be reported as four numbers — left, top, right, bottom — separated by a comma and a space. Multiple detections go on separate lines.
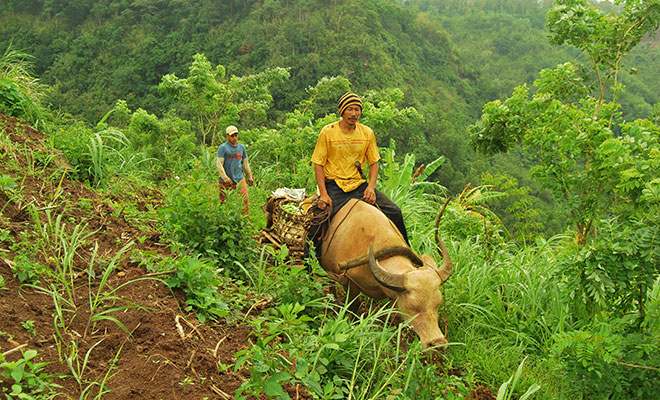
0, 113, 270, 399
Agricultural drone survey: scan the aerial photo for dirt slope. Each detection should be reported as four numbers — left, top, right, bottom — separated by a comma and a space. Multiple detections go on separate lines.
0, 113, 262, 399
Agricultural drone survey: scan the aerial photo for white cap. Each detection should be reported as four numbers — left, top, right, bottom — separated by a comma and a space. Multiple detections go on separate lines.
225, 125, 239, 135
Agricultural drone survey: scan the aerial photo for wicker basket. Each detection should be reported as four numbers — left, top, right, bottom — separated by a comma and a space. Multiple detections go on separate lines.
273, 199, 308, 251
258, 196, 317, 262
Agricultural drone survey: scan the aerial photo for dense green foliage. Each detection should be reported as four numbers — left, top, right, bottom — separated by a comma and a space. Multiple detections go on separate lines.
161, 176, 259, 272
1, 1, 659, 399
3, 0, 659, 239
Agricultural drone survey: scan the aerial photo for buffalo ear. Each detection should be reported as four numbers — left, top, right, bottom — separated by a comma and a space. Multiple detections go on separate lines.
434, 232, 452, 283
369, 243, 406, 292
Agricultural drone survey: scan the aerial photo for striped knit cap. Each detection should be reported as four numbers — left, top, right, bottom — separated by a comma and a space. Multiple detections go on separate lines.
338, 92, 363, 116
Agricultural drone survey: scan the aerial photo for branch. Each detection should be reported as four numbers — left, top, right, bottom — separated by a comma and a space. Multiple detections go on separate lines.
591, 53, 605, 121
609, 17, 647, 128
2, 343, 27, 356
618, 361, 659, 372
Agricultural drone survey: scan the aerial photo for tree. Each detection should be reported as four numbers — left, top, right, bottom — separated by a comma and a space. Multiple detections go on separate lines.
469, 0, 659, 319
470, 0, 659, 245
158, 53, 289, 146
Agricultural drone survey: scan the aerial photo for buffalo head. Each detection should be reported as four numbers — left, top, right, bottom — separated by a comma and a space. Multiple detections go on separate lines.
368, 228, 452, 349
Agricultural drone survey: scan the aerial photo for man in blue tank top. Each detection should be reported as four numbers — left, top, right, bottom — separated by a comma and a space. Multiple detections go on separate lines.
216, 125, 254, 213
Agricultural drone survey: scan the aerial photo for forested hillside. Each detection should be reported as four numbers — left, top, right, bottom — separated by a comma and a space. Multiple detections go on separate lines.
1, 1, 659, 399
2, 0, 659, 238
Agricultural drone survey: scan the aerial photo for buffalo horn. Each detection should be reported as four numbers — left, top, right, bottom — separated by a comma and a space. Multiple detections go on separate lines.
433, 197, 453, 283
369, 244, 406, 292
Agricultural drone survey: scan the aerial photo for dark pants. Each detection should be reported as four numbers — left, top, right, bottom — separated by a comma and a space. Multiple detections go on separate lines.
308, 180, 409, 261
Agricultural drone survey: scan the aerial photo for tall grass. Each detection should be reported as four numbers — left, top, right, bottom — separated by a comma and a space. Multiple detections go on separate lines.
0, 44, 48, 130
28, 206, 96, 315
87, 129, 153, 187
441, 235, 573, 397
235, 290, 468, 400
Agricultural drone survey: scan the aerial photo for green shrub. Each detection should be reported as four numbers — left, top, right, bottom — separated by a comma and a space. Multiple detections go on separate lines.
51, 119, 95, 183
10, 253, 47, 284
160, 177, 258, 273
0, 46, 47, 127
53, 114, 159, 187
165, 256, 229, 323
0, 77, 24, 116
124, 107, 196, 178
552, 315, 660, 399
561, 215, 659, 322
239, 245, 326, 308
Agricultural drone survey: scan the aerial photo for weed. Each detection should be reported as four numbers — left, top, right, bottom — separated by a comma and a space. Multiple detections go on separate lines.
21, 320, 36, 336
28, 206, 96, 305
76, 197, 93, 211
0, 173, 18, 192
0, 173, 23, 215
160, 177, 258, 273
65, 338, 105, 391
165, 256, 229, 323
83, 241, 153, 338
63, 330, 128, 399
0, 227, 11, 243
178, 377, 195, 386
11, 253, 47, 284
0, 348, 61, 399
237, 245, 327, 312
235, 292, 454, 399
496, 357, 540, 400
0, 45, 47, 124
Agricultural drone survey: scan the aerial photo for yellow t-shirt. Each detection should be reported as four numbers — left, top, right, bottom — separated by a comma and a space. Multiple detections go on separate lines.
311, 121, 381, 192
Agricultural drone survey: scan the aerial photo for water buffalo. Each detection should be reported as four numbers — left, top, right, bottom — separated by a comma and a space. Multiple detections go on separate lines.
319, 198, 452, 349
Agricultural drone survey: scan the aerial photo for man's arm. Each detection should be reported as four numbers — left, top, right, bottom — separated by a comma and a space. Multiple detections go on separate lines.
242, 157, 254, 185
216, 157, 231, 182
363, 162, 378, 205
315, 163, 332, 210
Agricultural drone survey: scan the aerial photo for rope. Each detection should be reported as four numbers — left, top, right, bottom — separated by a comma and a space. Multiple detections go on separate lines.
301, 197, 332, 228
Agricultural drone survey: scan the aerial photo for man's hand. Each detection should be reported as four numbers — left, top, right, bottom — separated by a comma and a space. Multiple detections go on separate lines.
318, 193, 332, 210
363, 187, 376, 205
247, 177, 254, 186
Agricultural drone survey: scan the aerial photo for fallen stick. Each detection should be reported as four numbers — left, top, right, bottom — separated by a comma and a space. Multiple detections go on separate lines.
242, 298, 271, 322
2, 343, 27, 357
186, 350, 196, 369
174, 314, 202, 339
212, 336, 227, 359
143, 269, 175, 277
174, 315, 185, 338
210, 385, 231, 400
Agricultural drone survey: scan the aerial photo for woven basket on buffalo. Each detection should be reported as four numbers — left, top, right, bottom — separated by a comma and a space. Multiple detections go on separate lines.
260, 196, 314, 261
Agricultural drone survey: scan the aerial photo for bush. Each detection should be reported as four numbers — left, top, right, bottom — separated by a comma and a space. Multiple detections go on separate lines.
0, 348, 60, 399
0, 46, 47, 127
165, 256, 229, 323
552, 315, 660, 399
124, 106, 196, 177
160, 176, 258, 274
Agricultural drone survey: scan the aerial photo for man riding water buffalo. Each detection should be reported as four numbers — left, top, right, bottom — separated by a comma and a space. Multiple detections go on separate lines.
311, 92, 409, 249
309, 92, 452, 349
